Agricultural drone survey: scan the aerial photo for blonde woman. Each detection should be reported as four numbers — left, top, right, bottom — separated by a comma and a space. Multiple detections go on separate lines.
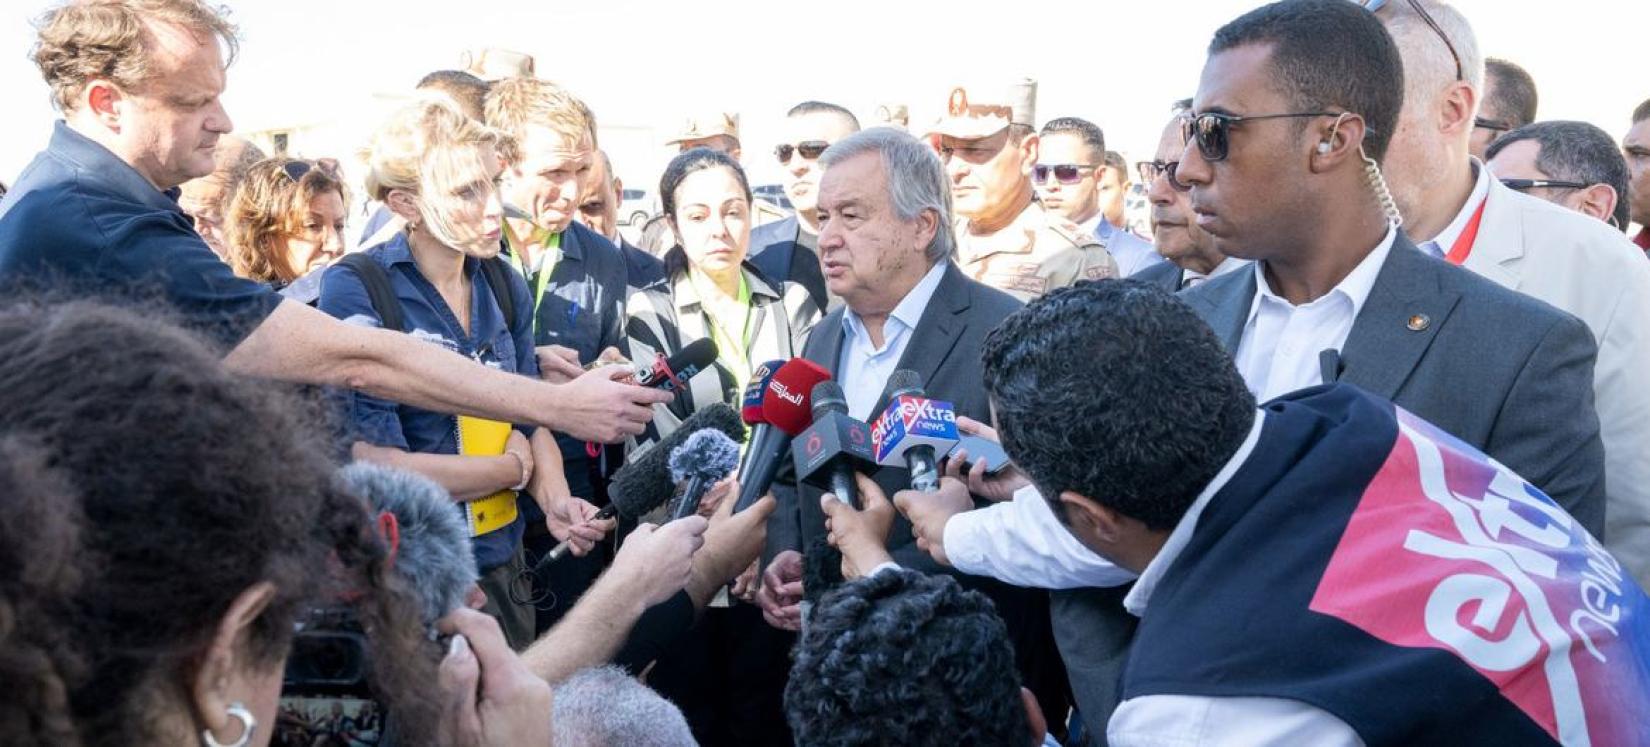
318, 101, 611, 649
223, 157, 348, 301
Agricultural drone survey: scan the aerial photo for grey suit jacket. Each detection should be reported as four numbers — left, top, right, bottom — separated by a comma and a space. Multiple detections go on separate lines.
766, 262, 1023, 569
1181, 234, 1606, 534
1131, 260, 1184, 294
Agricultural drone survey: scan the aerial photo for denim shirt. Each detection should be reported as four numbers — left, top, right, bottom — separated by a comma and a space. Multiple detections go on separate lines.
0, 122, 280, 346
318, 233, 538, 572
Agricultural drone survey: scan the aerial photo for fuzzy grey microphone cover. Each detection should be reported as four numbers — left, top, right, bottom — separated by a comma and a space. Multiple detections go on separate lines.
338, 462, 477, 626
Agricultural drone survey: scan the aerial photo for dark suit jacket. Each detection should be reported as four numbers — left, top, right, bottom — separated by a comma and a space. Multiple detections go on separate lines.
749, 216, 828, 317
1131, 259, 1184, 293
1182, 234, 1606, 534
766, 262, 1022, 567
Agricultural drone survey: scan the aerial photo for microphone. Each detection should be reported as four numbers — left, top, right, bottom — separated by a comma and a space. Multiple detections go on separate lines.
634, 338, 719, 395
791, 381, 876, 509
336, 462, 477, 626
537, 403, 746, 568
737, 360, 785, 475
667, 429, 741, 520
871, 370, 959, 492
732, 358, 832, 514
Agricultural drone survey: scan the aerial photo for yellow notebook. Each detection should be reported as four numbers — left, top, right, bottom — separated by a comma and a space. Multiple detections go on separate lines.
456, 415, 520, 537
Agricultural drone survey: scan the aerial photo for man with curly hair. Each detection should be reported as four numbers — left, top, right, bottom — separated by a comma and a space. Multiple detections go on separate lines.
784, 567, 1050, 747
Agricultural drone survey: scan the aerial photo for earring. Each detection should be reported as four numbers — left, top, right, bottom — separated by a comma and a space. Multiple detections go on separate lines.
200, 701, 256, 747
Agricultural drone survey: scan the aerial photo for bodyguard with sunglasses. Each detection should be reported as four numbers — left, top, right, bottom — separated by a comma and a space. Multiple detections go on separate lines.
927, 80, 1117, 301
1373, 0, 1650, 587
1036, 117, 1166, 279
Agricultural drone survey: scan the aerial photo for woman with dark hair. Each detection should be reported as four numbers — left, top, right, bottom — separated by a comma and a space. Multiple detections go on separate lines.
224, 157, 350, 302
0, 298, 550, 747
624, 147, 812, 744
625, 147, 815, 444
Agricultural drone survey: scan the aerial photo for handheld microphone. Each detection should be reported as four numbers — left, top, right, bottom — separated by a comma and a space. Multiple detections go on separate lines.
537, 403, 746, 569
336, 462, 477, 626
634, 338, 719, 395
737, 360, 785, 475
791, 381, 876, 509
668, 429, 741, 520
732, 358, 832, 514
871, 370, 959, 492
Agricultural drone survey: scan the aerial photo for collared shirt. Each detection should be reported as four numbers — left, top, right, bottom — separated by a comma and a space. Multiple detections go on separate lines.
1096, 219, 1167, 278
318, 233, 537, 572
838, 261, 947, 419
1180, 256, 1250, 289
0, 122, 281, 346
1418, 161, 1491, 259
1234, 227, 1396, 402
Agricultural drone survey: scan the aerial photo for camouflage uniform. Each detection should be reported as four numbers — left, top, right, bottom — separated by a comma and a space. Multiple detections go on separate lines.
957, 199, 1118, 301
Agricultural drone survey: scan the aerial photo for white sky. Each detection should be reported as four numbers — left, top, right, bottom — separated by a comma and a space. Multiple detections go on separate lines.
2, 0, 1646, 191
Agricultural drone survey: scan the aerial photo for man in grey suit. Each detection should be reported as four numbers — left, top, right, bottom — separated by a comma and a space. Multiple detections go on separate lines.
751, 127, 1069, 732
1133, 103, 1248, 295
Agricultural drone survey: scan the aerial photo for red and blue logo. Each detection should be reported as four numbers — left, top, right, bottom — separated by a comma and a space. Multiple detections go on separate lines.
1310, 409, 1650, 746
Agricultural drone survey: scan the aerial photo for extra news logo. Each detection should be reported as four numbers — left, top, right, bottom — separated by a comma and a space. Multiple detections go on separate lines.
1310, 409, 1650, 746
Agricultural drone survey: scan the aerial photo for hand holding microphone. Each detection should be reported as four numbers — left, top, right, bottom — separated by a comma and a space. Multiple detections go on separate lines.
871, 370, 960, 492
891, 476, 976, 568
821, 473, 896, 580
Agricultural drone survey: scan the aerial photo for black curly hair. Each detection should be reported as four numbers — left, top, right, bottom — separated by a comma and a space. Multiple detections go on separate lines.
0, 298, 443, 746
784, 568, 1030, 746
981, 280, 1255, 531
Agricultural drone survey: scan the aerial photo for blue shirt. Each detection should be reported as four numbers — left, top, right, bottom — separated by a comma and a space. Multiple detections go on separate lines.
1095, 220, 1165, 279
0, 122, 281, 346
837, 261, 948, 420
318, 233, 537, 572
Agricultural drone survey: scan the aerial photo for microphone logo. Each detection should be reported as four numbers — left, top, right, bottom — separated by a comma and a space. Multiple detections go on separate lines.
768, 380, 804, 406
805, 432, 823, 457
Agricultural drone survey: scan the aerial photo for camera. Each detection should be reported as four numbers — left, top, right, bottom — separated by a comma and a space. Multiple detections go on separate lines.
275, 606, 385, 747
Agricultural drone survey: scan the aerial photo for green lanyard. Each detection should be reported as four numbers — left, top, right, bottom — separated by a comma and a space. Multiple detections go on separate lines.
504, 224, 561, 334
690, 270, 754, 392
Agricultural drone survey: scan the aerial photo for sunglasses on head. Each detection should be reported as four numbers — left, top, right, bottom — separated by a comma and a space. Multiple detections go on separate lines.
1474, 117, 1511, 133
1136, 160, 1190, 192
1181, 111, 1342, 162
1356, 0, 1464, 81
1033, 163, 1101, 185
280, 160, 314, 181
775, 140, 830, 163
1500, 178, 1589, 193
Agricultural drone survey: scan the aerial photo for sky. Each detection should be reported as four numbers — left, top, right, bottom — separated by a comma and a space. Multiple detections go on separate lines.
2, 0, 1646, 193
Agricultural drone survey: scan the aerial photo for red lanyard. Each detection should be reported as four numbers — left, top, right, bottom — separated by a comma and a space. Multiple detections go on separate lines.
1443, 198, 1488, 265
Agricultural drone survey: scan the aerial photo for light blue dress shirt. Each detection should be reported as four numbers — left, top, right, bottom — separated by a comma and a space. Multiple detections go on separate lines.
837, 261, 948, 419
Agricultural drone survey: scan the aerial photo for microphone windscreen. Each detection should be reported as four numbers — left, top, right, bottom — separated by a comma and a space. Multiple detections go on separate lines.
337, 462, 476, 626
763, 359, 832, 436
742, 360, 785, 426
883, 369, 924, 401
668, 429, 742, 484
610, 403, 745, 519
810, 380, 848, 420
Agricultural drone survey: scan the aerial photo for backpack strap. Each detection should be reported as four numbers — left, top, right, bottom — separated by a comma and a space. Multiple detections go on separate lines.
336, 253, 406, 333
478, 256, 517, 328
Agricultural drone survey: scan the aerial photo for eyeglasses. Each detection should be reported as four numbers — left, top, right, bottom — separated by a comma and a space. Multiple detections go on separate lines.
1356, 0, 1464, 82
775, 140, 830, 163
1032, 163, 1101, 185
1500, 178, 1589, 192
1474, 117, 1511, 133
1136, 160, 1190, 192
1181, 111, 1341, 162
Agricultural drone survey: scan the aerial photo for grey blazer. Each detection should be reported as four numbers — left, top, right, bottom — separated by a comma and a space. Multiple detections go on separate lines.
1131, 259, 1184, 294
1181, 233, 1606, 534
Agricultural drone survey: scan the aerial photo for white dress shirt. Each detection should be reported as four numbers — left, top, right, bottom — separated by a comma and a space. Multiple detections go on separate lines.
944, 484, 1138, 589
837, 261, 947, 419
1105, 412, 1363, 747
1234, 227, 1396, 402
1417, 162, 1490, 259
1179, 256, 1250, 289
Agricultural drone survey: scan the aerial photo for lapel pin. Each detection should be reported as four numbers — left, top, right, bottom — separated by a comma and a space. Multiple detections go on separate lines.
1406, 314, 1431, 332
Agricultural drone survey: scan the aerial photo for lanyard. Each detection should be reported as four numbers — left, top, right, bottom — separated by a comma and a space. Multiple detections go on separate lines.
1442, 198, 1488, 266
690, 270, 755, 391
503, 222, 562, 333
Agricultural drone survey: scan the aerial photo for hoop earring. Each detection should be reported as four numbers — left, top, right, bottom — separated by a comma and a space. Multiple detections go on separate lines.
200, 702, 256, 747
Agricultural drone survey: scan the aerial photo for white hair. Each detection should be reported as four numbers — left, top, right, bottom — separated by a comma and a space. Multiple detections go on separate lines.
1385, 1, 1484, 106
551, 666, 697, 747
818, 127, 956, 262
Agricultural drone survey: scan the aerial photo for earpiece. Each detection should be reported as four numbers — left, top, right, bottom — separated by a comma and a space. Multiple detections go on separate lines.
1317, 141, 1332, 154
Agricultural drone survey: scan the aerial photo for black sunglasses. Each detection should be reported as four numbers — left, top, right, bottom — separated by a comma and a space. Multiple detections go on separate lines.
1181, 111, 1341, 162
1136, 160, 1189, 192
1358, 0, 1464, 82
775, 140, 830, 163
1500, 178, 1589, 192
280, 160, 314, 181
1474, 117, 1511, 133
1033, 163, 1101, 185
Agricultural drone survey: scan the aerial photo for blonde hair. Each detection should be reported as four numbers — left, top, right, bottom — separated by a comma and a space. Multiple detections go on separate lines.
484, 77, 597, 164
363, 100, 504, 254
32, 0, 238, 112
224, 158, 347, 284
